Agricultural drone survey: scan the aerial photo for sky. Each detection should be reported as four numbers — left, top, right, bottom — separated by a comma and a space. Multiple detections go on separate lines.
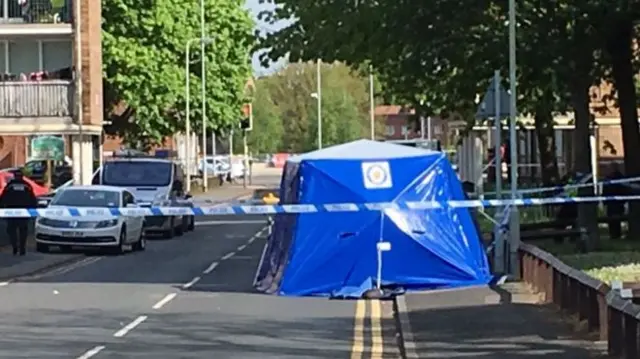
244, 0, 290, 76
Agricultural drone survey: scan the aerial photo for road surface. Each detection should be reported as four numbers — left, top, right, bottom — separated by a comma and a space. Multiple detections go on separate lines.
0, 210, 398, 358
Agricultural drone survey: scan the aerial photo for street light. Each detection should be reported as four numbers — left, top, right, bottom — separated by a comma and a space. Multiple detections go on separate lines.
310, 91, 321, 149
185, 37, 214, 193
369, 65, 375, 140
507, 0, 520, 276
315, 59, 322, 149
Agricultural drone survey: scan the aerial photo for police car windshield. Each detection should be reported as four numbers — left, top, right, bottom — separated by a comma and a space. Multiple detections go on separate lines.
102, 161, 172, 187
52, 190, 119, 207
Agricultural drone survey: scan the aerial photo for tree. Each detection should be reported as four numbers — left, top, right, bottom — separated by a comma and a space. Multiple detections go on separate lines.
250, 62, 375, 152
102, 0, 255, 146
257, 0, 621, 249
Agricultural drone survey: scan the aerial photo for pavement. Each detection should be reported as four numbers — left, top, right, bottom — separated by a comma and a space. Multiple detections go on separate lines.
395, 284, 607, 358
190, 170, 283, 205
0, 173, 400, 358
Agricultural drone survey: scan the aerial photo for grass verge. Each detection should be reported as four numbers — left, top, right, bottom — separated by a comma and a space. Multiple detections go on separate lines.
536, 237, 640, 283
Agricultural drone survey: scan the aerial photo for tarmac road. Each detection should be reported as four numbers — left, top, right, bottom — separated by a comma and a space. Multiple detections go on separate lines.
0, 212, 398, 358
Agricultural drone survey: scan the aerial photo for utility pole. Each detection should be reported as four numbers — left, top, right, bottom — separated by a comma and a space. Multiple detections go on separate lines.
200, 0, 208, 192
316, 59, 322, 149
369, 65, 375, 140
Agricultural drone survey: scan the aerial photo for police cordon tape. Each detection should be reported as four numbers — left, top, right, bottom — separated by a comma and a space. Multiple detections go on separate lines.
479, 174, 640, 197
5, 194, 640, 218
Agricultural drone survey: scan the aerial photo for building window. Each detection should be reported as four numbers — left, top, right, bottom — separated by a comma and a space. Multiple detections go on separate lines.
42, 40, 72, 72
401, 125, 409, 135
433, 124, 443, 135
8, 40, 39, 74
385, 125, 395, 136
5, 39, 72, 75
0, 42, 5, 73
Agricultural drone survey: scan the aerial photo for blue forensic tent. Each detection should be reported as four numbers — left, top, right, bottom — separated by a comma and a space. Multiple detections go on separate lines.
254, 139, 492, 297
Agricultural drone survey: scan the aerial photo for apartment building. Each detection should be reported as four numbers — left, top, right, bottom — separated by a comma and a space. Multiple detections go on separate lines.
0, 0, 102, 184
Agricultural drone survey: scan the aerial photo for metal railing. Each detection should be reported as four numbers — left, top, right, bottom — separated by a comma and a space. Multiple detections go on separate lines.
519, 243, 640, 358
0, 80, 74, 118
0, 0, 71, 24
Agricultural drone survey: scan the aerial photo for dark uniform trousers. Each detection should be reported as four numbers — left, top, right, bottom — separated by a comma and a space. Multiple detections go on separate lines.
7, 218, 29, 252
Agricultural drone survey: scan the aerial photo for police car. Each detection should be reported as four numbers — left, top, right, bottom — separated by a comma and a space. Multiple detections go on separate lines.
92, 153, 195, 238
35, 186, 145, 254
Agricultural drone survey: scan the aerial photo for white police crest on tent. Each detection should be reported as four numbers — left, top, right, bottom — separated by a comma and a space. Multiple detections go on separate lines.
362, 161, 392, 189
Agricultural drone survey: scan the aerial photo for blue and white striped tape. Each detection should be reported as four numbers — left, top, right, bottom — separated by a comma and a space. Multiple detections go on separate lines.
8, 194, 640, 218
480, 174, 640, 197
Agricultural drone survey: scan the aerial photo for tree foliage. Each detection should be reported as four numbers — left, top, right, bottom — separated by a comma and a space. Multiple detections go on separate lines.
243, 62, 377, 153
257, 0, 640, 246
102, 0, 254, 146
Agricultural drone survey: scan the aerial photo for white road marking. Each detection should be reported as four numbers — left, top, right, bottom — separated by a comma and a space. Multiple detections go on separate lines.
0, 281, 10, 286
203, 262, 219, 274
152, 293, 177, 309
221, 252, 235, 260
237, 244, 247, 251
196, 220, 267, 226
182, 276, 201, 289
76, 345, 106, 359
113, 315, 147, 338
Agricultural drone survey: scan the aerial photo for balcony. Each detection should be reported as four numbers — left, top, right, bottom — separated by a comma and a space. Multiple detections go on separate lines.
0, 80, 76, 133
0, 0, 72, 35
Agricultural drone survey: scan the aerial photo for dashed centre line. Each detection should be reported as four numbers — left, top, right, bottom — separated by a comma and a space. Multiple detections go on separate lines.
72, 224, 272, 357
221, 252, 236, 260
76, 345, 106, 359
203, 261, 219, 274
113, 315, 147, 338
182, 276, 201, 289
152, 293, 177, 309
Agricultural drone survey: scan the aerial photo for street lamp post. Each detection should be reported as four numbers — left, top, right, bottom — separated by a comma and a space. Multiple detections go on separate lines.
200, 0, 209, 193
184, 37, 214, 193
508, 0, 520, 276
369, 65, 375, 140
316, 59, 322, 149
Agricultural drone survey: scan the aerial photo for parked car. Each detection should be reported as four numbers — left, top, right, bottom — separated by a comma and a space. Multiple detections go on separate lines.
0, 171, 49, 197
34, 185, 146, 254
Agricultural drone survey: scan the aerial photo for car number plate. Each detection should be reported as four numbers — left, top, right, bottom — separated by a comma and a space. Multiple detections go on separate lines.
65, 231, 85, 238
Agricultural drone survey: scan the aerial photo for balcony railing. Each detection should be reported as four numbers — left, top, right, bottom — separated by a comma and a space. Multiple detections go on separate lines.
0, 80, 74, 118
0, 0, 71, 24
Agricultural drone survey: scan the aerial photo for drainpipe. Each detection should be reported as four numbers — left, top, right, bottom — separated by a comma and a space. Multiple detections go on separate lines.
73, 0, 84, 184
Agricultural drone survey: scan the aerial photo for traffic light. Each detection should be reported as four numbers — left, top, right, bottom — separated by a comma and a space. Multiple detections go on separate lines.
240, 117, 252, 131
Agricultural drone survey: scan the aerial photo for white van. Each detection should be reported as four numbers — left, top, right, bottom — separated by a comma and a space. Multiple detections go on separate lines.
93, 157, 195, 238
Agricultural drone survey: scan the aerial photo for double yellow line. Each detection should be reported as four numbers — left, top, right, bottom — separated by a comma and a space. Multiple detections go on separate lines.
350, 299, 384, 359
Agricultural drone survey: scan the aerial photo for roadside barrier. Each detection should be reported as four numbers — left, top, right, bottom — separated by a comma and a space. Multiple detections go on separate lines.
520, 243, 640, 358
6, 194, 640, 217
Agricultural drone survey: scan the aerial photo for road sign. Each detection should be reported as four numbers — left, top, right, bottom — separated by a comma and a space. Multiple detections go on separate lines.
475, 75, 511, 119
30, 136, 64, 161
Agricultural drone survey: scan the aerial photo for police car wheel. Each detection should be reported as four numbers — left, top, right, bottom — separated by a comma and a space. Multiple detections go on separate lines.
133, 233, 145, 251
187, 216, 195, 231
109, 227, 127, 255
162, 219, 174, 239
174, 218, 184, 236
36, 243, 49, 253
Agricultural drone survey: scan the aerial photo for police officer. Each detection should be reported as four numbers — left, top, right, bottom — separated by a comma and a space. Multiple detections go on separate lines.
0, 170, 37, 255
603, 163, 626, 239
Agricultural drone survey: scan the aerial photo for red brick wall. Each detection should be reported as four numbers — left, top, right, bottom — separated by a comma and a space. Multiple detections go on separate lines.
75, 0, 103, 126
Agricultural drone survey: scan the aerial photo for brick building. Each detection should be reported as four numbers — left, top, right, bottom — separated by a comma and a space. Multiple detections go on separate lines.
376, 105, 450, 147
0, 0, 102, 183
